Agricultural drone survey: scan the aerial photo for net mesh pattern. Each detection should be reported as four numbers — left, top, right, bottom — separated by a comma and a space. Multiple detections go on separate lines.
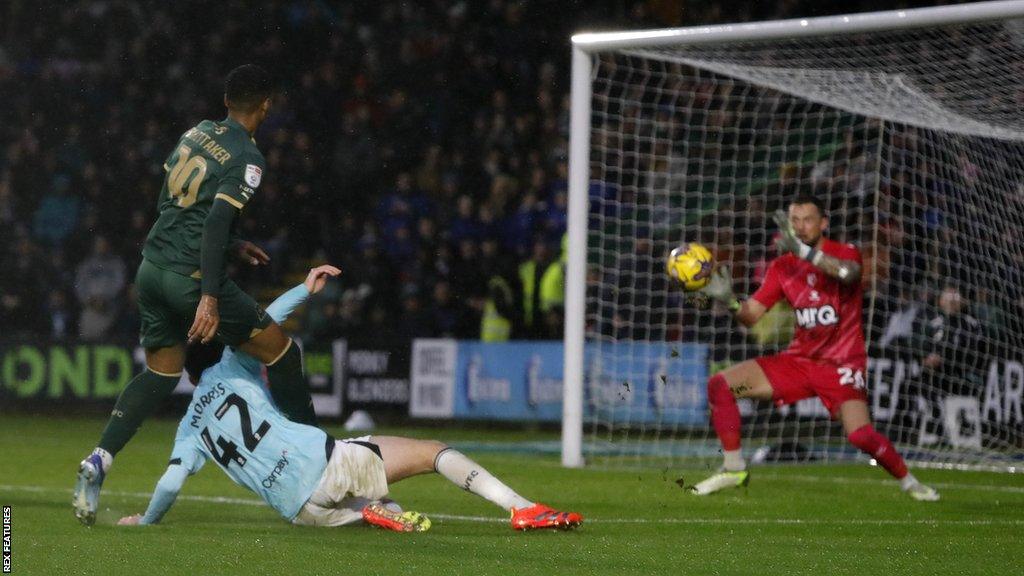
581, 16, 1024, 470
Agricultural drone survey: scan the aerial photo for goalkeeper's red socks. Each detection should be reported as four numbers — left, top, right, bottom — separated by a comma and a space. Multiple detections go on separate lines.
708, 377, 911, 480
848, 424, 908, 479
708, 374, 743, 455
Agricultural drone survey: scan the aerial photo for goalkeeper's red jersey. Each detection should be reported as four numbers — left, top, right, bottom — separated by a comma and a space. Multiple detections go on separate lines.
750, 238, 866, 366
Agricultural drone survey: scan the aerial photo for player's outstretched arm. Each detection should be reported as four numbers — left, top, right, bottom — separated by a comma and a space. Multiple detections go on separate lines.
735, 298, 767, 328
772, 210, 861, 285
303, 265, 341, 296
699, 266, 766, 328
264, 265, 341, 324
217, 265, 342, 377
118, 465, 190, 526
808, 253, 861, 285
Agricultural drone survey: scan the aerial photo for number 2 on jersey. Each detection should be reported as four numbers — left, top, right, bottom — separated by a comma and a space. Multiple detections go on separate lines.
167, 145, 208, 208
200, 393, 272, 468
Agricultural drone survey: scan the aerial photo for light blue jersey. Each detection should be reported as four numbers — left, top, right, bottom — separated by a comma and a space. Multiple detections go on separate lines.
141, 284, 330, 524
170, 361, 330, 520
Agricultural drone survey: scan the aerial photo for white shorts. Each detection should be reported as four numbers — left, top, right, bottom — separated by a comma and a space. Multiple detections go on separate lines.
291, 436, 389, 527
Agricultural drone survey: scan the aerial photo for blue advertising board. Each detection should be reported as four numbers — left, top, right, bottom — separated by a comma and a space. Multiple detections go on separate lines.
410, 340, 709, 425
454, 341, 566, 422
584, 342, 709, 426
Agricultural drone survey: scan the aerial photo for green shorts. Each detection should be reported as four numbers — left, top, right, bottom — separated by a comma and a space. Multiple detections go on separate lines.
135, 258, 272, 349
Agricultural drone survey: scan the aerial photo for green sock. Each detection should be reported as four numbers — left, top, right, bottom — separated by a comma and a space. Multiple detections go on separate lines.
98, 370, 181, 455
267, 342, 317, 426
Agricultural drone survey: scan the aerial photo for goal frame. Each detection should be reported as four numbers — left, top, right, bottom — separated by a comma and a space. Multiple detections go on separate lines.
561, 0, 1024, 468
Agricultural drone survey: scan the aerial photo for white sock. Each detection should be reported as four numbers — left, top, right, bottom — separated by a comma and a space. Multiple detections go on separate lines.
723, 449, 746, 472
434, 448, 533, 511
900, 473, 919, 491
91, 448, 114, 473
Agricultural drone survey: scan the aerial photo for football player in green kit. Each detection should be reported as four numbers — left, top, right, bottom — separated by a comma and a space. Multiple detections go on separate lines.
73, 64, 318, 526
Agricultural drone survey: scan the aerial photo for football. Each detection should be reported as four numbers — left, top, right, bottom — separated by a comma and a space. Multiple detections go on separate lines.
666, 242, 714, 291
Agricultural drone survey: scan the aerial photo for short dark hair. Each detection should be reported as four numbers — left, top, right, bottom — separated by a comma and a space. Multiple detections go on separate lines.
790, 193, 828, 217
184, 342, 226, 385
224, 64, 273, 112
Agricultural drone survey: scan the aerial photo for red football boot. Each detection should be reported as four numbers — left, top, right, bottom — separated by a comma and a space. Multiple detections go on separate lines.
510, 503, 583, 531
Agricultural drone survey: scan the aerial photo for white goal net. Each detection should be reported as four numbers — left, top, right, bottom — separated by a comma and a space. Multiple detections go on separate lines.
563, 1, 1024, 471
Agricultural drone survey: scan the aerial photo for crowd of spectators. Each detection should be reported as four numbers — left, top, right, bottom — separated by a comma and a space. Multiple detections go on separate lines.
0, 0, 966, 345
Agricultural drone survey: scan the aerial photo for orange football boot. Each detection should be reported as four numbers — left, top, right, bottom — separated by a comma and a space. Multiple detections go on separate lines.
510, 503, 583, 531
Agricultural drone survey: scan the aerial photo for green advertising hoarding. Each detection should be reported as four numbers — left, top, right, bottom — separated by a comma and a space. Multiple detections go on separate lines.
1, 343, 136, 400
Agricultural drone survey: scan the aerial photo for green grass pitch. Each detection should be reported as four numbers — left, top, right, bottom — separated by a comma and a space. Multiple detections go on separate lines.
2, 415, 1022, 575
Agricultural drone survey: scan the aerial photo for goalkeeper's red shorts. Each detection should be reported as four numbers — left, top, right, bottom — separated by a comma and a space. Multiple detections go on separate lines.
755, 354, 868, 418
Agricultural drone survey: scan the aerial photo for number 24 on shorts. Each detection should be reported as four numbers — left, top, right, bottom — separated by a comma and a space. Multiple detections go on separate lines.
837, 367, 866, 390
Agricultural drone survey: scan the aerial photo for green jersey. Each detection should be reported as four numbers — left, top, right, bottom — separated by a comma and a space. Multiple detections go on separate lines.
142, 117, 265, 276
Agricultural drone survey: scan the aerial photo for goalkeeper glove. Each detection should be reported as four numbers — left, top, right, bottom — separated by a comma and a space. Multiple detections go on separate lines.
772, 209, 822, 265
698, 265, 741, 312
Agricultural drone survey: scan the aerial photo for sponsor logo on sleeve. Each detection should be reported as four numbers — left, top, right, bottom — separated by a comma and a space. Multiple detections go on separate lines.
244, 164, 262, 188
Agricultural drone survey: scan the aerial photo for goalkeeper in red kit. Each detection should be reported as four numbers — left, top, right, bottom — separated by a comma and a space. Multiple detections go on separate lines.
690, 195, 938, 501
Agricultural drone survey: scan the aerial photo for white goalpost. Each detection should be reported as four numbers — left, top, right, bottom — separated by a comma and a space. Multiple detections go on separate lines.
563, 0, 1024, 471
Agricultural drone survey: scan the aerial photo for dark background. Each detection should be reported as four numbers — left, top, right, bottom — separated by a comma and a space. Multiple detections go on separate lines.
0, 0, 959, 346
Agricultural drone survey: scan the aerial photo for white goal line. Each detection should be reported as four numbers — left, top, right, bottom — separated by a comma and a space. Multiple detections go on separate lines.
2, 483, 1023, 526
427, 515, 1024, 526
530, 462, 1024, 494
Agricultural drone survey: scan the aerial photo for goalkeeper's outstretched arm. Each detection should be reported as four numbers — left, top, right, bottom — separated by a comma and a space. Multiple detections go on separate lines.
735, 298, 768, 328
699, 266, 767, 328
772, 209, 861, 285
805, 251, 861, 285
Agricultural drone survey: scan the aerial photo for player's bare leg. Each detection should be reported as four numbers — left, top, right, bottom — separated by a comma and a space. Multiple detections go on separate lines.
839, 400, 939, 501
74, 345, 186, 525
691, 359, 774, 496
370, 436, 582, 530
239, 322, 317, 426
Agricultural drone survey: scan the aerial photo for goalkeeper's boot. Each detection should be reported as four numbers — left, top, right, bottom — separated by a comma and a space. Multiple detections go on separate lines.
362, 502, 431, 532
72, 453, 106, 526
690, 469, 750, 496
903, 480, 940, 502
511, 503, 583, 531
